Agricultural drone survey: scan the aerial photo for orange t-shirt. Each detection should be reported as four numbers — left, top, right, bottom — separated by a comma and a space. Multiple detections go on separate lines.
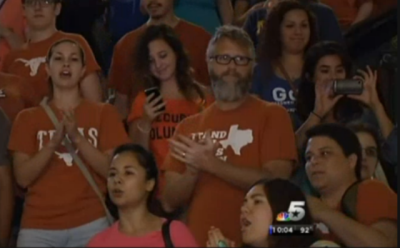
321, 0, 371, 29
8, 100, 130, 229
0, 72, 40, 122
0, 0, 25, 69
372, 0, 397, 17
1, 31, 101, 101
164, 95, 297, 245
316, 179, 398, 244
108, 20, 211, 101
127, 91, 214, 190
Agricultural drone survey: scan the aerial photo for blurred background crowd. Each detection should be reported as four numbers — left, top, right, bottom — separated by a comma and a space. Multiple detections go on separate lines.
0, 0, 398, 247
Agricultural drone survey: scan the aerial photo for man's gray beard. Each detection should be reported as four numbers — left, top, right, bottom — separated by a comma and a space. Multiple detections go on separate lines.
210, 71, 252, 102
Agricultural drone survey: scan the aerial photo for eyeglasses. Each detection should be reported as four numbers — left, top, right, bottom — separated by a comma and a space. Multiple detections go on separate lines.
209, 55, 253, 66
24, 0, 56, 6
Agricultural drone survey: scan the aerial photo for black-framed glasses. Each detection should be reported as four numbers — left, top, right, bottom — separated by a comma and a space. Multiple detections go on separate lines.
209, 55, 253, 66
24, 0, 55, 6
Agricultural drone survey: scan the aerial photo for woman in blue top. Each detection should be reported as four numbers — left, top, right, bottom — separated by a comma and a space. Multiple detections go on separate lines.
174, 0, 233, 34
251, 1, 318, 128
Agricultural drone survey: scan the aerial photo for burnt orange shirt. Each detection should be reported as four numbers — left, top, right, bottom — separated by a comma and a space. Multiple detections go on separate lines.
164, 95, 297, 245
321, 0, 372, 29
1, 31, 101, 101
108, 20, 211, 101
372, 0, 397, 17
127, 91, 214, 190
0, 72, 40, 122
0, 0, 25, 69
316, 179, 398, 244
8, 100, 130, 229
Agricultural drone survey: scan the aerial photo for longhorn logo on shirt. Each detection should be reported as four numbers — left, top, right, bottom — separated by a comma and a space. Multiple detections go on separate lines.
54, 149, 79, 166
15, 57, 46, 76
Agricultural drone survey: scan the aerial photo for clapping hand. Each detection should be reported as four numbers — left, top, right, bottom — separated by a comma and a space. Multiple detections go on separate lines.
206, 227, 235, 247
48, 120, 65, 149
168, 130, 218, 171
63, 109, 82, 144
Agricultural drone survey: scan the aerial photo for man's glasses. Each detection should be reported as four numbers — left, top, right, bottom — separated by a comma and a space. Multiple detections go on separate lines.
24, 0, 56, 6
209, 55, 253, 66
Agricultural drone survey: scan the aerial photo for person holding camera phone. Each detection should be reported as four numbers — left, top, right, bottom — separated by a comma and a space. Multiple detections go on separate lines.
127, 25, 214, 193
295, 41, 394, 151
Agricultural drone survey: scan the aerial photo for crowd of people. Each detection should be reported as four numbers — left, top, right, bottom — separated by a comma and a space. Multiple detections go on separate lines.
0, 0, 398, 247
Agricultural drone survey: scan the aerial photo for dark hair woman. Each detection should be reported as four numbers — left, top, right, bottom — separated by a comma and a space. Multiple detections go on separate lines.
295, 41, 395, 150
127, 24, 213, 194
206, 179, 322, 247
348, 123, 397, 191
87, 144, 198, 247
251, 0, 318, 128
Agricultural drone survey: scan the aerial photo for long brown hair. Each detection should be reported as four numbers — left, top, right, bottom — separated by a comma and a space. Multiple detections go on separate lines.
258, 0, 318, 66
133, 24, 205, 104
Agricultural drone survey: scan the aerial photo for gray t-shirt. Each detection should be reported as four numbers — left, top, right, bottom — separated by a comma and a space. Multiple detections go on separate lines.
0, 109, 11, 166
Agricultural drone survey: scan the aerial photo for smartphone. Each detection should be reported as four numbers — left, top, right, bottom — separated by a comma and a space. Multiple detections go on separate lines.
144, 87, 166, 112
333, 79, 364, 95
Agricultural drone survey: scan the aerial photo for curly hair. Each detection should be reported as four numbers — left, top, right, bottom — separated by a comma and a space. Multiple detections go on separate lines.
133, 24, 205, 103
258, 0, 318, 65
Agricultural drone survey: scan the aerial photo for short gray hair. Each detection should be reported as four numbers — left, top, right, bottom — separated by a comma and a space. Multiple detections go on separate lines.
206, 25, 255, 59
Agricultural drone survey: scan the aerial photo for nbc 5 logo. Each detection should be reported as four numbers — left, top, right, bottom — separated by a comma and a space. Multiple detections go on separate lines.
288, 201, 305, 221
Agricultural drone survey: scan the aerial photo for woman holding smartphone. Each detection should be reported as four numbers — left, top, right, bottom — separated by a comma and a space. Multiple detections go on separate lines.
127, 24, 213, 193
292, 41, 395, 195
295, 41, 394, 148
8, 38, 129, 247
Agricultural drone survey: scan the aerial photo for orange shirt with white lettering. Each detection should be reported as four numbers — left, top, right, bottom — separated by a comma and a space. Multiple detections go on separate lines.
164, 95, 297, 245
0, 72, 40, 122
8, 100, 130, 229
1, 31, 100, 101
109, 20, 211, 102
0, 0, 25, 69
127, 91, 214, 190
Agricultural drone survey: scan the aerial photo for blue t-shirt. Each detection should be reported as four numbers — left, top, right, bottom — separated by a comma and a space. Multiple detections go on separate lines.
251, 63, 302, 129
252, 64, 297, 113
175, 0, 218, 34
109, 0, 148, 41
244, 2, 343, 48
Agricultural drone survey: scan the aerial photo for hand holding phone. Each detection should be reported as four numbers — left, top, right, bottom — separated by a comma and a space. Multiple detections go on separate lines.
347, 66, 380, 108
143, 87, 166, 121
